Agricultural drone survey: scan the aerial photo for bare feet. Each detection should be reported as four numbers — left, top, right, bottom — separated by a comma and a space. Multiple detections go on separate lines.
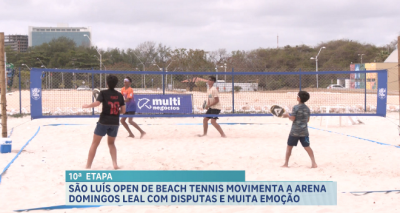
281, 164, 289, 168
311, 164, 318, 168
113, 164, 119, 170
128, 134, 135, 138
221, 134, 227, 138
140, 132, 146, 139
198, 134, 206, 137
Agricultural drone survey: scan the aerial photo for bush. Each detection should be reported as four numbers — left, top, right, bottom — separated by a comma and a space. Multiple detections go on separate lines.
197, 81, 207, 87
234, 86, 242, 92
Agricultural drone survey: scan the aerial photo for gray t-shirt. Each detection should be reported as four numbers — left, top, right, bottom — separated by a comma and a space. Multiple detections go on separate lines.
289, 104, 310, 137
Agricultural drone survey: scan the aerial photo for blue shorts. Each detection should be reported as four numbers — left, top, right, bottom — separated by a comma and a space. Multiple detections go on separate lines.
287, 136, 310, 147
94, 122, 119, 137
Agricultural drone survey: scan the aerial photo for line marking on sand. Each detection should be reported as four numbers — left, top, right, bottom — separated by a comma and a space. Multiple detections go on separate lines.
43, 124, 89, 126
14, 205, 102, 212
343, 190, 400, 196
0, 126, 41, 184
8, 127, 14, 138
309, 126, 400, 149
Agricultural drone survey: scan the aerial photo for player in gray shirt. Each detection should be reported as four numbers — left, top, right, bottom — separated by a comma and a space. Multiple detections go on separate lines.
282, 91, 317, 168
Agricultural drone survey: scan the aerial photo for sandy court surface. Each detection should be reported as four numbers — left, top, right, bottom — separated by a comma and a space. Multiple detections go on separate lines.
3, 89, 400, 115
0, 113, 400, 213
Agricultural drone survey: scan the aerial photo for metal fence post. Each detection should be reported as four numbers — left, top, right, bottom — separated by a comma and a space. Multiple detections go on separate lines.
364, 70, 367, 112
162, 68, 165, 95
91, 68, 94, 116
232, 67, 234, 113
299, 68, 302, 91
19, 67, 22, 114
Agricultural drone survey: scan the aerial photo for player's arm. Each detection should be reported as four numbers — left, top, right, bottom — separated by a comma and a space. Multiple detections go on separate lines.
282, 113, 295, 121
209, 97, 219, 107
207, 89, 219, 108
82, 101, 101, 108
120, 105, 126, 114
288, 114, 296, 121
125, 90, 133, 102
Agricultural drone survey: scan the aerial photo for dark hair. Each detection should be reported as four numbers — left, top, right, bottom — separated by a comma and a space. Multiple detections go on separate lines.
298, 91, 310, 103
208, 76, 216, 82
107, 75, 118, 90
125, 76, 132, 83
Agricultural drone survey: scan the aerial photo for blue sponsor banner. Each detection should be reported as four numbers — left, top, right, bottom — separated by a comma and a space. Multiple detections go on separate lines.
134, 94, 193, 114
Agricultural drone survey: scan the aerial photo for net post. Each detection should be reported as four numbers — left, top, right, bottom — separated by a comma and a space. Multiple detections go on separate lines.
364, 70, 367, 112
231, 67, 235, 113
162, 67, 165, 95
398, 36, 400, 128
91, 68, 94, 116
19, 67, 22, 114
0, 32, 7, 137
299, 68, 302, 91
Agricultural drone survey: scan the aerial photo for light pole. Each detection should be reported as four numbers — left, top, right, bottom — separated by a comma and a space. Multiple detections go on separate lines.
21, 64, 31, 70
223, 63, 227, 82
132, 51, 145, 89
310, 46, 326, 88
358, 54, 365, 64
215, 66, 218, 81
84, 34, 102, 88
153, 63, 163, 90
37, 58, 48, 88
218, 63, 227, 82
165, 60, 175, 90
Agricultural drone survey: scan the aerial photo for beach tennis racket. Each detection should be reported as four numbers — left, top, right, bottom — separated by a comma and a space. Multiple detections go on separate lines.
92, 89, 100, 100
270, 105, 286, 117
202, 100, 207, 109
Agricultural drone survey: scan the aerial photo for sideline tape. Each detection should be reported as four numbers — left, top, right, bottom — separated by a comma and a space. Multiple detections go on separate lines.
0, 126, 41, 183
45, 123, 283, 126
343, 190, 400, 196
43, 124, 89, 126
14, 205, 102, 212
175, 123, 283, 126
8, 127, 14, 137
309, 127, 400, 149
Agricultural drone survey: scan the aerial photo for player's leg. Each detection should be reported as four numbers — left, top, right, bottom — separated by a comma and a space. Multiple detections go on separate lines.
282, 146, 293, 167
86, 134, 102, 169
87, 124, 106, 169
121, 117, 134, 138
107, 126, 119, 169
210, 118, 226, 138
282, 136, 298, 167
198, 117, 210, 137
107, 136, 118, 169
300, 137, 317, 168
128, 117, 146, 138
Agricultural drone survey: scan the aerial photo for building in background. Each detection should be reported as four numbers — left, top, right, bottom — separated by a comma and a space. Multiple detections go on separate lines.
349, 62, 397, 92
384, 47, 398, 63
28, 24, 92, 47
5, 35, 28, 52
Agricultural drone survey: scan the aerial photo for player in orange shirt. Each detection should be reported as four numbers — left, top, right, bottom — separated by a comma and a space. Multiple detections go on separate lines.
120, 77, 146, 138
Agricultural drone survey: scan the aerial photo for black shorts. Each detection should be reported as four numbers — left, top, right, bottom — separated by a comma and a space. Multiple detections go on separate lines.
125, 111, 136, 115
206, 108, 221, 119
94, 122, 119, 137
287, 136, 310, 147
